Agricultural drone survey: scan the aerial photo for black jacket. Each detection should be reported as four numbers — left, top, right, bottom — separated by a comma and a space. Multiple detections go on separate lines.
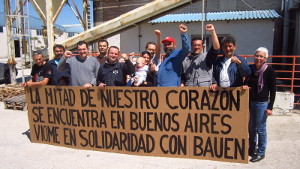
97, 60, 135, 86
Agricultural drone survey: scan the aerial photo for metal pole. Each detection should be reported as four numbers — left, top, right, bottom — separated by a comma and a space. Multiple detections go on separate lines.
25, 0, 32, 69
291, 57, 296, 94
83, 0, 90, 31
17, 0, 24, 83
201, 0, 204, 47
4, 0, 17, 84
68, 0, 86, 28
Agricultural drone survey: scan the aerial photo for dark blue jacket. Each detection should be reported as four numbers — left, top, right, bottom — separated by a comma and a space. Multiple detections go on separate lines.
212, 54, 251, 87
48, 59, 71, 86
97, 59, 135, 86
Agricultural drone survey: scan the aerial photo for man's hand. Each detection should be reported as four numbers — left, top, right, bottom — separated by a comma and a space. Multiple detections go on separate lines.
98, 83, 106, 87
265, 109, 272, 116
209, 84, 219, 91
133, 77, 138, 84
231, 56, 242, 65
83, 83, 92, 89
149, 61, 158, 73
179, 24, 188, 34
120, 53, 129, 61
155, 30, 161, 36
241, 85, 250, 90
22, 81, 34, 87
129, 52, 135, 62
64, 51, 73, 58
206, 24, 215, 32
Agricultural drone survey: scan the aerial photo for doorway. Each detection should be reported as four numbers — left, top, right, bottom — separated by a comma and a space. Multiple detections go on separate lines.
14, 40, 20, 58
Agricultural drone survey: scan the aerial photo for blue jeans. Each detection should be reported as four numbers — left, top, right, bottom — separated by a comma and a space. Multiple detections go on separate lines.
249, 101, 268, 156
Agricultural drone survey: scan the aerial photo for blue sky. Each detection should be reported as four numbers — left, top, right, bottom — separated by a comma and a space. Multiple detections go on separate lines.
0, 0, 93, 26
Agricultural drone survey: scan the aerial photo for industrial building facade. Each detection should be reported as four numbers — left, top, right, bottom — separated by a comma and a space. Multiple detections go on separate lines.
93, 0, 299, 55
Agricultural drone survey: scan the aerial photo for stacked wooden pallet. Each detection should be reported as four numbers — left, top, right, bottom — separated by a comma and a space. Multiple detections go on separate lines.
0, 84, 26, 110
3, 94, 26, 110
0, 84, 25, 101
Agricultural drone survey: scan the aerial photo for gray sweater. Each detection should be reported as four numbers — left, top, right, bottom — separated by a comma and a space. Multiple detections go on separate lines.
58, 55, 100, 86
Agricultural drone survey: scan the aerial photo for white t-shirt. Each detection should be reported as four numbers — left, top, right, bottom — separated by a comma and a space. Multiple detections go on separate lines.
219, 58, 231, 87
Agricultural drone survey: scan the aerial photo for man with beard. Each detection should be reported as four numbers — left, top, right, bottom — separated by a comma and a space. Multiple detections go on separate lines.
96, 39, 109, 64
48, 44, 70, 85
97, 46, 135, 86
181, 24, 220, 87
157, 24, 191, 87
22, 51, 53, 87
58, 41, 100, 88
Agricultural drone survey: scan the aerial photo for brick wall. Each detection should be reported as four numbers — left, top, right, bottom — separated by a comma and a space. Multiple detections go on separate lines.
173, 0, 282, 14
93, 0, 283, 25
93, 0, 154, 26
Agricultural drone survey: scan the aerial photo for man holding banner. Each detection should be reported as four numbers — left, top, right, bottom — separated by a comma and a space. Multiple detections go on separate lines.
97, 46, 135, 87
58, 41, 100, 88
209, 36, 251, 91
22, 50, 53, 87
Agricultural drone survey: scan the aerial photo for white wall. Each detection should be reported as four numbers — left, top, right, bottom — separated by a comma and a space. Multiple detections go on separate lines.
107, 34, 120, 49
0, 27, 9, 58
30, 30, 46, 51
120, 19, 276, 56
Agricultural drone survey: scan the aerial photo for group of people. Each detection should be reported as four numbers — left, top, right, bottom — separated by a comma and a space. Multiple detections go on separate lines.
23, 24, 276, 163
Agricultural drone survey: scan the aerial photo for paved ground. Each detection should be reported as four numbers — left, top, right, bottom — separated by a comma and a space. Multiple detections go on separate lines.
0, 101, 300, 169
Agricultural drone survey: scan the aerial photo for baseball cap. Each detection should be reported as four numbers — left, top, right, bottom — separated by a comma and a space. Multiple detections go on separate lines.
162, 36, 176, 44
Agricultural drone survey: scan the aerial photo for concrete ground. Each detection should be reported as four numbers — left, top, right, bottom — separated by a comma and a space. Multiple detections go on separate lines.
0, 101, 299, 169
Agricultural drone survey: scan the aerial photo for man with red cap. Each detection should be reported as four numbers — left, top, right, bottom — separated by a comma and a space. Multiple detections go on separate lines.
157, 24, 191, 86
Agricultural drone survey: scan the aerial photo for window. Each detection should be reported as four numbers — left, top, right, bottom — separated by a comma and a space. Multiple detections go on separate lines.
68, 32, 75, 37
12, 28, 17, 34
220, 0, 236, 11
0, 26, 3, 33
36, 29, 42, 36
191, 34, 229, 51
190, 34, 210, 51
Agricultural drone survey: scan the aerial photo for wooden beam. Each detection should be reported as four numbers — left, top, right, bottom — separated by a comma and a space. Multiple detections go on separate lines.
59, 0, 201, 50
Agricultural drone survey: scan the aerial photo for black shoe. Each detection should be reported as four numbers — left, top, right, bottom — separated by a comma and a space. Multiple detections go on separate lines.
248, 149, 257, 157
250, 155, 265, 162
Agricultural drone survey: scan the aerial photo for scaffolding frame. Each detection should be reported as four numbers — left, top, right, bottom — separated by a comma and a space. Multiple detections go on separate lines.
4, 0, 32, 84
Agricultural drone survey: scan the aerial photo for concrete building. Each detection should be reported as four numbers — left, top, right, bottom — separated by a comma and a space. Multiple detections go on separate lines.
93, 0, 299, 56
120, 10, 280, 56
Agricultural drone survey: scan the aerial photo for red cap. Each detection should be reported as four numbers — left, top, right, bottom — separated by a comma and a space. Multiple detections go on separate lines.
162, 36, 176, 44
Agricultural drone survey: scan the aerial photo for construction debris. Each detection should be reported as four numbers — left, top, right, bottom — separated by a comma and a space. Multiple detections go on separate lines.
3, 94, 26, 110
0, 84, 26, 110
0, 84, 25, 101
